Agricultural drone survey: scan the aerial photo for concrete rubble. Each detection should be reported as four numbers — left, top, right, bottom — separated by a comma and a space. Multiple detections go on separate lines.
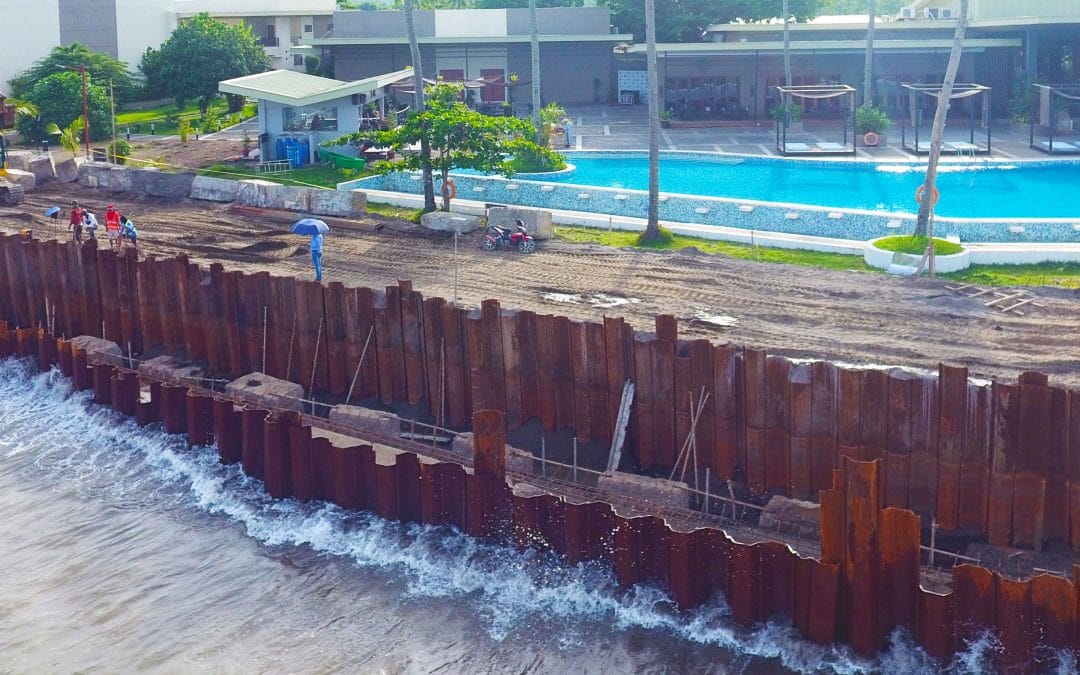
420, 211, 481, 233
486, 206, 554, 239
70, 335, 124, 366
137, 355, 206, 383
189, 175, 240, 202
225, 372, 305, 412
328, 404, 401, 438
2, 168, 35, 190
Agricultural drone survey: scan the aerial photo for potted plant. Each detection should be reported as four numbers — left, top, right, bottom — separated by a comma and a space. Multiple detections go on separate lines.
769, 103, 803, 133
659, 109, 672, 128
856, 106, 890, 147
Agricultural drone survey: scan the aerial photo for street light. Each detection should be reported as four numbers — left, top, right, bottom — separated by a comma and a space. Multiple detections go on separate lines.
60, 64, 91, 157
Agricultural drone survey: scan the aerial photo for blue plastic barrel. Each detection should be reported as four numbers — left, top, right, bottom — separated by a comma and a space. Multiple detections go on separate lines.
275, 138, 285, 160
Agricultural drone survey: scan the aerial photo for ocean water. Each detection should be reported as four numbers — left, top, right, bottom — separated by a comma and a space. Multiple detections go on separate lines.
0, 357, 1071, 674
533, 156, 1080, 220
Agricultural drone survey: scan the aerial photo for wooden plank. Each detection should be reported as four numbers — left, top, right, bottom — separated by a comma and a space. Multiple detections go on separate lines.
399, 281, 426, 406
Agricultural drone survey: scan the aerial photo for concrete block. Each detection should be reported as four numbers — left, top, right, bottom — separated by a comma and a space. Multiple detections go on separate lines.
2, 168, 35, 190
27, 154, 56, 183
420, 211, 481, 234
6, 150, 33, 172
78, 161, 114, 188
487, 206, 553, 240
225, 372, 304, 412
760, 495, 820, 538
71, 335, 124, 366
54, 156, 82, 183
236, 179, 278, 207
109, 166, 132, 193
190, 175, 240, 202
261, 184, 312, 211
309, 188, 367, 217
141, 169, 195, 199
596, 471, 690, 511
329, 404, 401, 437
137, 355, 205, 383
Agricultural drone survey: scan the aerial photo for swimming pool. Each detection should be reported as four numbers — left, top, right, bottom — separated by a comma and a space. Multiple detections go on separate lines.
536, 154, 1080, 220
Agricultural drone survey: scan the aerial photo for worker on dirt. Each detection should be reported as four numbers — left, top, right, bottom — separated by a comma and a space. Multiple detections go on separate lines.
119, 215, 138, 249
310, 232, 324, 282
82, 210, 98, 239
104, 204, 121, 251
69, 201, 83, 243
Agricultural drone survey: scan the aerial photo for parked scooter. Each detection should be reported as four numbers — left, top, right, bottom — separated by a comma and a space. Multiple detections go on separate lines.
482, 219, 536, 253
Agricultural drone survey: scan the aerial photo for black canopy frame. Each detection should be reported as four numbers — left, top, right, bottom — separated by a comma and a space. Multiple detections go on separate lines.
899, 83, 992, 156
774, 84, 857, 156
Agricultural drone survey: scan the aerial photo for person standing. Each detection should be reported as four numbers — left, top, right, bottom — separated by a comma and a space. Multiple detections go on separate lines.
104, 204, 122, 251
310, 232, 324, 282
82, 210, 98, 240
69, 201, 84, 243
563, 117, 573, 148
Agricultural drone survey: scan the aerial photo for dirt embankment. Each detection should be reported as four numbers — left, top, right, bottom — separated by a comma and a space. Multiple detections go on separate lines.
5, 181, 1080, 387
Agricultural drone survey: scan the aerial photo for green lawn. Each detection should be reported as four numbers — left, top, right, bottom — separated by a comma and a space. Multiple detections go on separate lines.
199, 162, 373, 189
553, 225, 876, 272
944, 263, 1080, 289
874, 235, 963, 256
116, 98, 257, 135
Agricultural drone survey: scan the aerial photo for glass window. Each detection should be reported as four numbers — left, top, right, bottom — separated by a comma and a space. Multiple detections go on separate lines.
293, 54, 304, 66
282, 105, 339, 132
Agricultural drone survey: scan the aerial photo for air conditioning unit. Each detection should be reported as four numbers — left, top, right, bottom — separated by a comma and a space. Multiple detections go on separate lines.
898, 6, 916, 19
939, 8, 955, 19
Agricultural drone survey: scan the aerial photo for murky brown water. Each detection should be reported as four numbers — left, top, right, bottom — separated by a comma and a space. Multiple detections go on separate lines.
0, 359, 1040, 674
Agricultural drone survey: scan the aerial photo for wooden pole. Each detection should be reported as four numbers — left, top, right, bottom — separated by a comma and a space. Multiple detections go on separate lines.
285, 315, 297, 381
308, 317, 323, 415
345, 326, 375, 405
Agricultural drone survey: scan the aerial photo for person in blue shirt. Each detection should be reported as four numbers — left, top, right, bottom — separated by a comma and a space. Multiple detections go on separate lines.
119, 215, 138, 249
310, 232, 323, 281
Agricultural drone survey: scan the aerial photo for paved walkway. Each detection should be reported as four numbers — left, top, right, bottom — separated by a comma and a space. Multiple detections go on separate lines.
561, 104, 1059, 161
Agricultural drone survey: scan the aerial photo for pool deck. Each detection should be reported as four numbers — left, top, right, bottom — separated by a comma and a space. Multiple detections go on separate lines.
560, 104, 1068, 162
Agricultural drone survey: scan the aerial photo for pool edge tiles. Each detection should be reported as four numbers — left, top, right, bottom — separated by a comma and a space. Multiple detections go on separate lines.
338, 153, 1080, 244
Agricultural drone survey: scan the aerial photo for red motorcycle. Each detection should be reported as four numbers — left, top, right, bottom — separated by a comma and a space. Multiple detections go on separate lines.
482, 221, 536, 254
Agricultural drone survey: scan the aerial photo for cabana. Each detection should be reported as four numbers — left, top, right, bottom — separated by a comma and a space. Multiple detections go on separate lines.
774, 84, 856, 156
1029, 84, 1080, 155
899, 83, 991, 156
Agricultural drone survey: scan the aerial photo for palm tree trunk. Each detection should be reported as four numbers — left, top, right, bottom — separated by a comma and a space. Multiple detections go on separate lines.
404, 0, 436, 213
863, 0, 876, 107
641, 0, 660, 241
915, 0, 969, 241
529, 0, 541, 138
783, 0, 792, 88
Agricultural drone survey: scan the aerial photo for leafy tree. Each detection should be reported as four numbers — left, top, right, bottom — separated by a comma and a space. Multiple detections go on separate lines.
404, 0, 437, 212
820, 0, 904, 13
17, 72, 111, 144
331, 83, 553, 211
139, 47, 169, 100
155, 13, 270, 113
305, 55, 322, 76
8, 44, 141, 103
640, 0, 661, 242
603, 0, 823, 43
474, 0, 583, 7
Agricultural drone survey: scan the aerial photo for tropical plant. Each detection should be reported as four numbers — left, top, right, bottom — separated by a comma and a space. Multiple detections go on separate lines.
769, 103, 803, 124
107, 138, 132, 164
17, 72, 111, 144
151, 14, 270, 113
330, 82, 548, 211
178, 119, 193, 143
855, 106, 889, 134
305, 55, 322, 76
8, 43, 140, 103
604, 0, 823, 44
44, 116, 85, 158
1007, 70, 1036, 123
659, 109, 672, 121
503, 138, 567, 173
640, 0, 661, 243
915, 0, 969, 250
538, 102, 566, 146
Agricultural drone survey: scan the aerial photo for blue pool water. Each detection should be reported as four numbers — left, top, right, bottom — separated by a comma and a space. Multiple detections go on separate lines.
535, 155, 1080, 220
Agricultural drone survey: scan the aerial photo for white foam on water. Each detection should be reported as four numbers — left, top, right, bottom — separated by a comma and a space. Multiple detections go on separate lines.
0, 357, 1072, 674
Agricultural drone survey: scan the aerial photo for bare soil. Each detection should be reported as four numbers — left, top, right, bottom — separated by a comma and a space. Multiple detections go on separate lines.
6, 182, 1080, 387
126, 138, 243, 170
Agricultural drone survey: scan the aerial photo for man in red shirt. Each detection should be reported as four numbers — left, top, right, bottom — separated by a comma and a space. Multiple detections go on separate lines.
69, 201, 84, 243
104, 204, 121, 251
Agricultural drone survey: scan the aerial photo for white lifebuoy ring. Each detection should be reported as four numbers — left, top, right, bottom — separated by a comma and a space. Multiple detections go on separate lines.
863, 131, 880, 147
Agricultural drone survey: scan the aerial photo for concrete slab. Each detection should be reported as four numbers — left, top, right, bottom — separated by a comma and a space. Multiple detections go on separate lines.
225, 372, 304, 411
328, 404, 400, 438
486, 206, 554, 239
236, 179, 278, 207
71, 335, 123, 366
27, 154, 56, 183
138, 354, 205, 383
309, 188, 366, 217
260, 184, 312, 212
597, 471, 690, 510
2, 168, 35, 190
140, 169, 196, 199
54, 156, 82, 183
5, 150, 33, 172
190, 175, 240, 202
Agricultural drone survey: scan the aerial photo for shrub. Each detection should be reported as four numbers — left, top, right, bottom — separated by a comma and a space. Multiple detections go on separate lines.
178, 119, 192, 143
856, 106, 890, 134
107, 139, 132, 164
503, 138, 568, 174
874, 235, 963, 256
769, 103, 803, 124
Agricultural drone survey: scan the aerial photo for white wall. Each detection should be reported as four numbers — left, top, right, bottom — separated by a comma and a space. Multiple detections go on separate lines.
434, 10, 507, 38
0, 0, 62, 95
115, 0, 174, 69
173, 0, 335, 16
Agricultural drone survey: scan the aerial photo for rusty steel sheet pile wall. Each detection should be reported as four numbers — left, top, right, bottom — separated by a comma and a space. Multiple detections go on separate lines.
4, 313, 1080, 666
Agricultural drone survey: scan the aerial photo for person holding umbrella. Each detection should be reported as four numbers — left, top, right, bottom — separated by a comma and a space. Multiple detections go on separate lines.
291, 218, 329, 282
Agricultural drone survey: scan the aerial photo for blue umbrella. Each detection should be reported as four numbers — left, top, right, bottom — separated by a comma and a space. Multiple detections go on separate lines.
291, 218, 329, 236
44, 206, 61, 218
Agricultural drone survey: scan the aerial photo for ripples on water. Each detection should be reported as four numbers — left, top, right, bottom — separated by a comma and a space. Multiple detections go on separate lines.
0, 357, 1074, 673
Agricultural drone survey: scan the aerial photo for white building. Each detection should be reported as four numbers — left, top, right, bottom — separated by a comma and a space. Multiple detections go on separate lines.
0, 0, 335, 95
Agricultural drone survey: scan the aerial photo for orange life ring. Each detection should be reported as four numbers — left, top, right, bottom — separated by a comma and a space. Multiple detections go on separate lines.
863, 131, 880, 146
443, 179, 456, 200
915, 184, 940, 206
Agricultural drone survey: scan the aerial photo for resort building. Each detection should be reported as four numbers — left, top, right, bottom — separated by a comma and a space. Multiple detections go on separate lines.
613, 0, 1080, 120
303, 8, 633, 107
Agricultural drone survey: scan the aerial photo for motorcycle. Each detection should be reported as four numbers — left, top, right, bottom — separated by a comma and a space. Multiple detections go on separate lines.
482, 221, 536, 254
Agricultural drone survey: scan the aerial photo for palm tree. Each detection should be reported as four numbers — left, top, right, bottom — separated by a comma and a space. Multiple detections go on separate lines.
782, 0, 792, 88
404, 0, 437, 213
863, 0, 876, 107
529, 0, 541, 137
45, 116, 84, 158
639, 0, 661, 242
915, 0, 969, 255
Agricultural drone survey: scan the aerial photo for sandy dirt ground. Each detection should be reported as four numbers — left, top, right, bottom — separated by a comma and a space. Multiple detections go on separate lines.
4, 181, 1079, 387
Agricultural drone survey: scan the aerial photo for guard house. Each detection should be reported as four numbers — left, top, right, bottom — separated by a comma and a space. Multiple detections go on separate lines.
219, 68, 412, 164
304, 8, 632, 106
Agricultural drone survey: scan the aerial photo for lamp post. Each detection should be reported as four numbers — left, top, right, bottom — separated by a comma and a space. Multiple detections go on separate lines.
61, 64, 91, 157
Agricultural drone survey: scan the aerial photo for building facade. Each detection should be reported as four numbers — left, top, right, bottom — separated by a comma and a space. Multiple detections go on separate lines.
306, 8, 632, 107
